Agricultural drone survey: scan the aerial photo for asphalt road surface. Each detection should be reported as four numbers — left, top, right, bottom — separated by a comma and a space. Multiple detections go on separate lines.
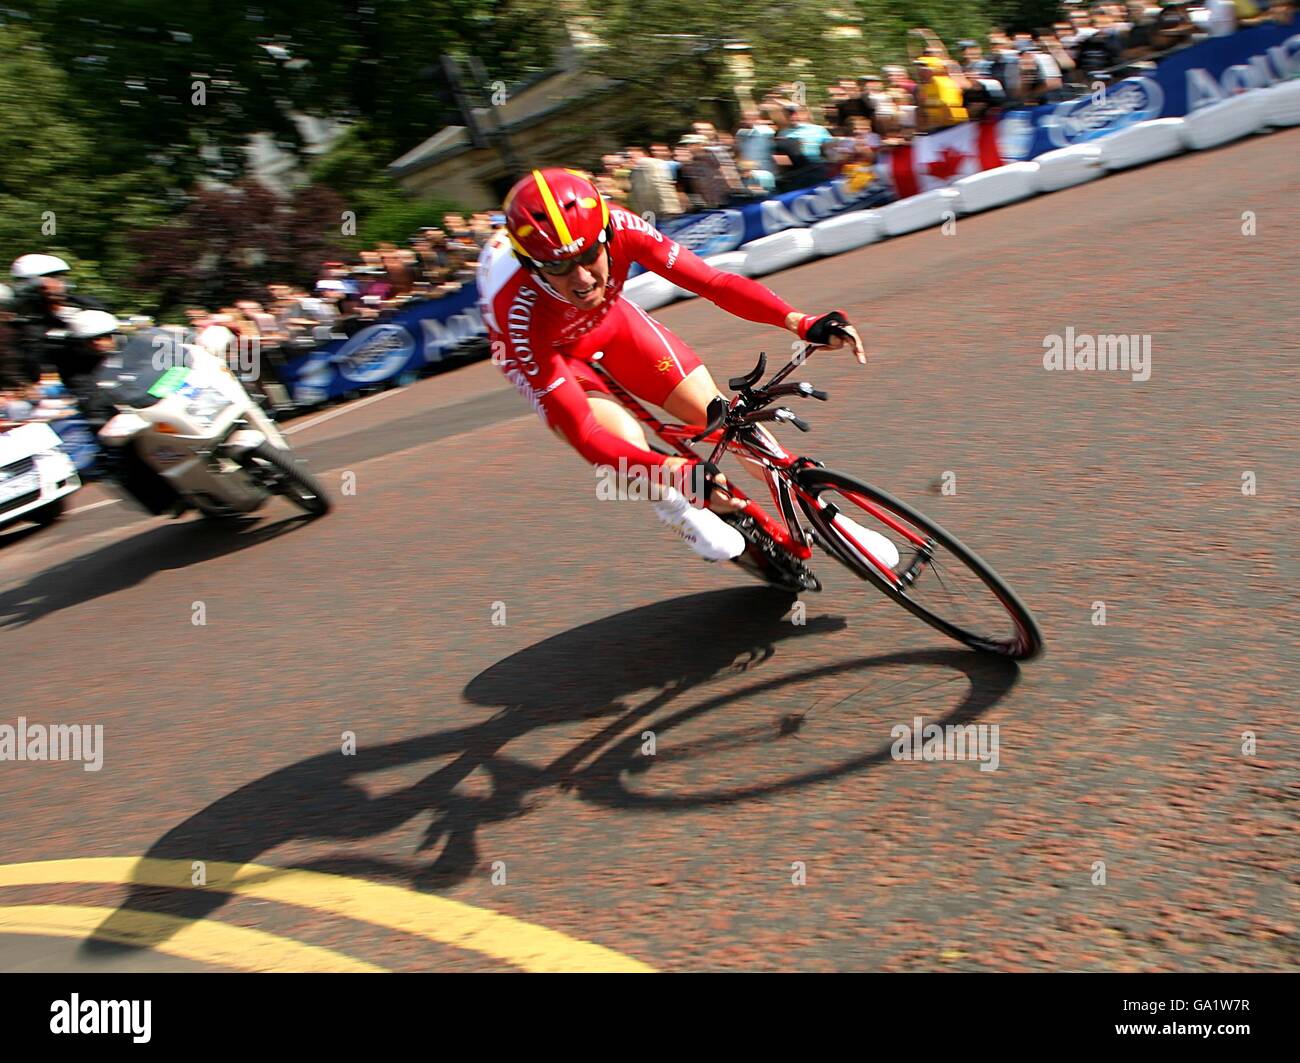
2, 128, 1296, 973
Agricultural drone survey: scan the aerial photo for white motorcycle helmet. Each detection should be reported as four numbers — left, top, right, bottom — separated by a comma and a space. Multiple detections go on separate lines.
11, 253, 71, 283
69, 309, 121, 339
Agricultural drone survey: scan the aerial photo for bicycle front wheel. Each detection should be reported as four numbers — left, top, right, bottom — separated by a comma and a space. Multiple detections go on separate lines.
793, 468, 1043, 660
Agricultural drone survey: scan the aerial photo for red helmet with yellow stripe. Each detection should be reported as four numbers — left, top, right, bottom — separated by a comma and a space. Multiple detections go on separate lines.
503, 168, 611, 271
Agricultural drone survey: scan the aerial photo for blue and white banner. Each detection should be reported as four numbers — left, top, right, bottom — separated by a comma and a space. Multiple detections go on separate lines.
657, 177, 895, 257
998, 15, 1300, 160
277, 282, 487, 406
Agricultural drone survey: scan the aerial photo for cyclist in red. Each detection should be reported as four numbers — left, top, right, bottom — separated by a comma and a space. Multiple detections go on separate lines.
478, 167, 866, 562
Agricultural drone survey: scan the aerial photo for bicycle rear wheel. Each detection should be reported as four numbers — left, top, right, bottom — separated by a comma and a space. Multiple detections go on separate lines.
793, 468, 1043, 660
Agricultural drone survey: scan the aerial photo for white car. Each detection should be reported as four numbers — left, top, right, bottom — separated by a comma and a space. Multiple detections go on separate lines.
0, 421, 81, 528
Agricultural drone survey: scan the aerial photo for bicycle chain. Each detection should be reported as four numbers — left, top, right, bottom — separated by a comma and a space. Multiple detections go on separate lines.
723, 512, 821, 592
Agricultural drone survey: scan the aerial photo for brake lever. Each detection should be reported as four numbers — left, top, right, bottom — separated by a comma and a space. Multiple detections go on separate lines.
765, 381, 829, 402
738, 407, 811, 432
776, 407, 812, 432
689, 395, 730, 443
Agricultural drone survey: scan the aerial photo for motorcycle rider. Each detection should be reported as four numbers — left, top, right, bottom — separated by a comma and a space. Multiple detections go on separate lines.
55, 310, 121, 421
8, 254, 110, 385
7, 256, 179, 514
62, 310, 183, 514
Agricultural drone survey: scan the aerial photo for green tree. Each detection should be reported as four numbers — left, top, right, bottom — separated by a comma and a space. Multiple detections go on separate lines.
3, 1, 568, 307
305, 123, 466, 251
16, 0, 568, 186
0, 21, 172, 311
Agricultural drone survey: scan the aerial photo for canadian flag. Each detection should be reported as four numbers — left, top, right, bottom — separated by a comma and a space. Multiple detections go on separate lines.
883, 120, 1003, 199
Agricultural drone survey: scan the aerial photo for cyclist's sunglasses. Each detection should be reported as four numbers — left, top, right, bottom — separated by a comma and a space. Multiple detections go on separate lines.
532, 243, 605, 276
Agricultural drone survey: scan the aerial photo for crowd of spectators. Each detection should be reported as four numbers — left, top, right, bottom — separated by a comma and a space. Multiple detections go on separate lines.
178, 210, 504, 387
595, 2, 1294, 211
0, 381, 78, 429
184, 3, 1286, 344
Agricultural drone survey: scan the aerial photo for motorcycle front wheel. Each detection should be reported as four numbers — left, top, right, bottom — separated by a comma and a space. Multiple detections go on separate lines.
239, 441, 331, 518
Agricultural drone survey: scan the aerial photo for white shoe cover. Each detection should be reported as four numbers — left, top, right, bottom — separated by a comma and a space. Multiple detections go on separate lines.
653, 488, 746, 562
830, 512, 901, 570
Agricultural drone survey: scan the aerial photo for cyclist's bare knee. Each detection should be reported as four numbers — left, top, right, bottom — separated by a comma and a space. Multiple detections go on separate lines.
586, 390, 649, 450
662, 365, 719, 424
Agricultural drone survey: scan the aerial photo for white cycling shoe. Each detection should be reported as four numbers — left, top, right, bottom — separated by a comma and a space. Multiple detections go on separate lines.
652, 488, 746, 562
830, 512, 901, 570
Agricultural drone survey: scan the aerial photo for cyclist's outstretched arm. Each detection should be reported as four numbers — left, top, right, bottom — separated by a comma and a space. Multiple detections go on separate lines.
619, 211, 866, 361
622, 218, 796, 330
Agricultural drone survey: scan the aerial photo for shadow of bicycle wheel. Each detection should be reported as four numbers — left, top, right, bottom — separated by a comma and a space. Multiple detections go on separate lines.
571, 647, 1018, 808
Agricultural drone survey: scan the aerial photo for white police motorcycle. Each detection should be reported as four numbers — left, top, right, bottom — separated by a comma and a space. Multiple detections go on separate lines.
95, 329, 330, 519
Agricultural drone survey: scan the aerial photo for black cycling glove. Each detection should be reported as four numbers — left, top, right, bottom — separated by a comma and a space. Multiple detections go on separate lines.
801, 310, 851, 346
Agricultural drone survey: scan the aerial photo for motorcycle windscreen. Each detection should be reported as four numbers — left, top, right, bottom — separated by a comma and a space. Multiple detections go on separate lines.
93, 329, 194, 408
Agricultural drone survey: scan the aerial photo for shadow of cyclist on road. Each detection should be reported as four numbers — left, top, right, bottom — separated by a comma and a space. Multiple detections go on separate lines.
92, 586, 1015, 959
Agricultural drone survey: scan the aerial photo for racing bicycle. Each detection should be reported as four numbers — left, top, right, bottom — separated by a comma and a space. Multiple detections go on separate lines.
590, 343, 1044, 660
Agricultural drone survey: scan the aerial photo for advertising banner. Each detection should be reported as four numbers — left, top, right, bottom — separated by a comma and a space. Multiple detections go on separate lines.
49, 417, 101, 475
998, 15, 1300, 160
277, 282, 487, 406
657, 175, 894, 257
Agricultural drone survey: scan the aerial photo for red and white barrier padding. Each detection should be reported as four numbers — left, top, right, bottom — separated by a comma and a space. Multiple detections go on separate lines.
1259, 78, 1300, 127
1181, 93, 1267, 150
622, 270, 687, 311
702, 250, 753, 276
741, 228, 818, 276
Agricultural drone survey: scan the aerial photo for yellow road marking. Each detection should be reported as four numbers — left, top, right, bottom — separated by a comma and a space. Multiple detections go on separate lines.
0, 904, 385, 973
0, 858, 654, 973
